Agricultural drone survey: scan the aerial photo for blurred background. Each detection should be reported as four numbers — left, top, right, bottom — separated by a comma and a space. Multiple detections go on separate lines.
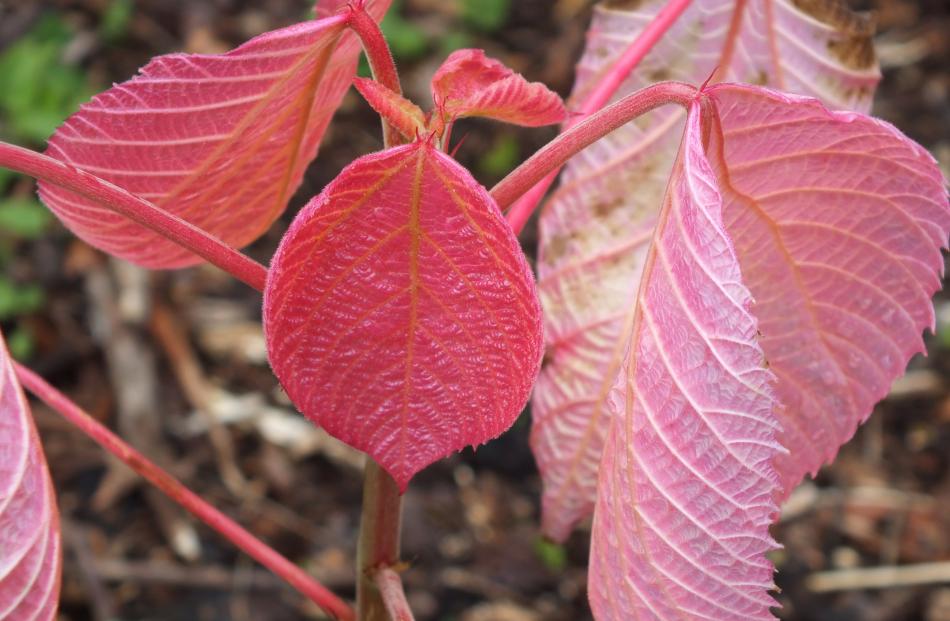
0, 0, 947, 619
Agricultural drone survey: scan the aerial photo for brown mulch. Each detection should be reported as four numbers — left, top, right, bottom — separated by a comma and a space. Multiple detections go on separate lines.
1, 1, 948, 620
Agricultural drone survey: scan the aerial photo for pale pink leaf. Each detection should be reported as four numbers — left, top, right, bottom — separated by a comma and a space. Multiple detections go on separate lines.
0, 334, 61, 621
533, 0, 881, 539
429, 49, 565, 130
706, 82, 950, 497
263, 141, 542, 489
590, 100, 783, 621
39, 1, 391, 269
314, 0, 351, 18
353, 78, 427, 140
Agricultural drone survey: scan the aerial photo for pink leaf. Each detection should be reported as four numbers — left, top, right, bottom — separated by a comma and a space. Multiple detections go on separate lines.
353, 78, 427, 140
429, 49, 565, 130
314, 0, 352, 18
533, 0, 881, 539
0, 334, 61, 621
590, 100, 782, 621
40, 1, 391, 269
263, 140, 542, 489
706, 82, 950, 497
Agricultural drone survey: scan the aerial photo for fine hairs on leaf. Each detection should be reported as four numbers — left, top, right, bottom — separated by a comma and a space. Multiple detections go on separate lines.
0, 1, 947, 620
264, 139, 543, 490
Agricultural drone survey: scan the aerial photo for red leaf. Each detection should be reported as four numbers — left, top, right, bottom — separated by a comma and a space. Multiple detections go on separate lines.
40, 2, 391, 269
589, 98, 782, 621
706, 83, 950, 497
430, 49, 565, 130
263, 140, 542, 489
0, 334, 61, 620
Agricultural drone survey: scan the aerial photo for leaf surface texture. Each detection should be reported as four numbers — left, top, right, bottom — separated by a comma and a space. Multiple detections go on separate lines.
533, 0, 882, 538
264, 141, 542, 488
40, 2, 390, 268
707, 83, 950, 496
589, 101, 782, 621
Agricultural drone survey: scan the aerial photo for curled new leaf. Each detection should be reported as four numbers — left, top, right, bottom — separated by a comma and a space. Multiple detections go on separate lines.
263, 140, 542, 489
0, 333, 61, 620
706, 83, 950, 497
590, 101, 783, 621
430, 49, 565, 131
533, 0, 882, 539
353, 78, 427, 141
40, 2, 391, 269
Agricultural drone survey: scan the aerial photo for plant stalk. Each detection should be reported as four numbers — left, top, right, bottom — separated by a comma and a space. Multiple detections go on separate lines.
374, 568, 415, 621
346, 3, 405, 148
356, 461, 404, 621
490, 81, 697, 211
348, 6, 411, 619
0, 142, 267, 292
503, 0, 695, 234
14, 363, 353, 621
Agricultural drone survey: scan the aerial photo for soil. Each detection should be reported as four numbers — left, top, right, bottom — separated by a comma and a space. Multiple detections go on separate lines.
0, 1, 948, 620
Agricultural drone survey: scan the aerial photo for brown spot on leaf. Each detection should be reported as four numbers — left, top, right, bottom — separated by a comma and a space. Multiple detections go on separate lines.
545, 234, 570, 263
826, 36, 876, 71
791, 0, 877, 70
593, 196, 625, 218
602, 0, 646, 9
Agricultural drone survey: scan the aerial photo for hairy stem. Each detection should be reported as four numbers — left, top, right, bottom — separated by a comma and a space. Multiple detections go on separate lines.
503, 0, 694, 234
374, 568, 415, 621
356, 461, 404, 621
14, 363, 353, 621
347, 4, 405, 148
491, 81, 697, 210
0, 142, 267, 292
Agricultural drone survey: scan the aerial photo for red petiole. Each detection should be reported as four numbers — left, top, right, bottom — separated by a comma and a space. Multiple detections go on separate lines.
14, 363, 355, 621
490, 81, 698, 210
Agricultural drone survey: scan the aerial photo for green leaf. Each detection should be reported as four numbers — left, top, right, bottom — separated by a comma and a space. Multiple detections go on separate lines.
0, 15, 94, 144
380, 0, 429, 60
0, 277, 44, 320
100, 0, 134, 42
479, 134, 520, 178
533, 537, 567, 572
461, 0, 510, 32
438, 31, 472, 56
0, 199, 52, 238
7, 327, 35, 360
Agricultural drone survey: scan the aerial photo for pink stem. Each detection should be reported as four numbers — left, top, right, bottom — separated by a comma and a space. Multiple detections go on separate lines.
0, 142, 267, 292
14, 363, 354, 621
490, 81, 697, 211
346, 4, 405, 148
581, 0, 694, 115
373, 568, 415, 621
503, 0, 694, 234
